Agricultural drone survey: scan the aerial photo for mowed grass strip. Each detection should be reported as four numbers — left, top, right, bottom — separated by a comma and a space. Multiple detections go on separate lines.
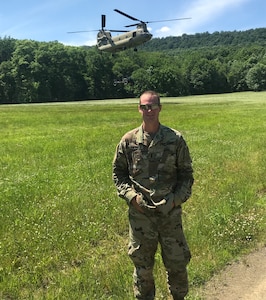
0, 92, 265, 299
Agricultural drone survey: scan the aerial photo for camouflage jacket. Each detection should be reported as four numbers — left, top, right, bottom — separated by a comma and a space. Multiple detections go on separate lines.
112, 124, 194, 207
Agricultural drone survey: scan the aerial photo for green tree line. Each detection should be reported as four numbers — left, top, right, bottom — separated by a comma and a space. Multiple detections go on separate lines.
140, 28, 266, 51
0, 28, 266, 104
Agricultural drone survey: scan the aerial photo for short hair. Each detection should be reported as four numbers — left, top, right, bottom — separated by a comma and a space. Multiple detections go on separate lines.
140, 90, 161, 105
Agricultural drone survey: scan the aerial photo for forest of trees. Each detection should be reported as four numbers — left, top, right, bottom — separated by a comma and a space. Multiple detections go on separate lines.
0, 28, 265, 104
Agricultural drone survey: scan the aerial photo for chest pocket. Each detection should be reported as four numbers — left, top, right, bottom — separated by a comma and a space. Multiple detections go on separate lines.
158, 144, 177, 177
131, 147, 147, 176
130, 143, 176, 176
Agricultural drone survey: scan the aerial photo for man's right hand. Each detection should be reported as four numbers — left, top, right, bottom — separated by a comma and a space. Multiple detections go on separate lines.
131, 194, 145, 213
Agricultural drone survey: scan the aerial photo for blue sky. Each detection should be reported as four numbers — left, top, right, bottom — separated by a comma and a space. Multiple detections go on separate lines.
1, 0, 265, 46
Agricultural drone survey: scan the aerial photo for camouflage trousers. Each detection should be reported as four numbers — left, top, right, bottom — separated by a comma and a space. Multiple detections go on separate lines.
128, 205, 191, 300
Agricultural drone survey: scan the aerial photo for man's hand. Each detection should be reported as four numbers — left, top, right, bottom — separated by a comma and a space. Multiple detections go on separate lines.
131, 194, 145, 213
156, 193, 175, 215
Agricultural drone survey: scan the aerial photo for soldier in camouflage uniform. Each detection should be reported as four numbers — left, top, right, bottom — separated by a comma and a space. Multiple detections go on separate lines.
112, 91, 194, 300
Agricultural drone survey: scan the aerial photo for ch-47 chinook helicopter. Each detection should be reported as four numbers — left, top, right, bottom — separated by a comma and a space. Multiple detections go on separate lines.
68, 9, 191, 53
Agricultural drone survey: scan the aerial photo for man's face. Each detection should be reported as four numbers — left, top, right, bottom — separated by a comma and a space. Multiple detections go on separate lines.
138, 93, 161, 122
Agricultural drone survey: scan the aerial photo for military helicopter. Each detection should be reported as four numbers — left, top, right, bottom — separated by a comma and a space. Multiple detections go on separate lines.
68, 9, 191, 53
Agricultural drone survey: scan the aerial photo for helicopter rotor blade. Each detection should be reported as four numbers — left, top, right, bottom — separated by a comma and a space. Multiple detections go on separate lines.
67, 30, 98, 33
125, 17, 191, 27
146, 17, 191, 24
114, 9, 142, 22
102, 15, 106, 29
109, 29, 129, 33
125, 23, 142, 28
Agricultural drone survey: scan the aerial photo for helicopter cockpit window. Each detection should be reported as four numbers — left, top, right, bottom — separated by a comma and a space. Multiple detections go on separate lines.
97, 31, 112, 46
98, 37, 107, 46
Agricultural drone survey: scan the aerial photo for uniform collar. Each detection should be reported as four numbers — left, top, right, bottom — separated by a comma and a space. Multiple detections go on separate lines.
136, 124, 163, 146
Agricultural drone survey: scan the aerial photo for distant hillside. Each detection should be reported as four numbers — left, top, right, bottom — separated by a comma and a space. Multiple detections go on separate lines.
140, 28, 266, 51
0, 27, 265, 104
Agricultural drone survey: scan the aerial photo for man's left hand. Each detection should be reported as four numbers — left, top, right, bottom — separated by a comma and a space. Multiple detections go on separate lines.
156, 193, 175, 215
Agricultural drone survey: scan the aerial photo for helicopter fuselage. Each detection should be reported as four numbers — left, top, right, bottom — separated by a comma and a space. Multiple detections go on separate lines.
97, 24, 152, 53
68, 9, 190, 53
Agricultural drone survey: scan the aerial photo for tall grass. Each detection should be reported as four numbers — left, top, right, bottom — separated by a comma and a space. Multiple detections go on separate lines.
0, 92, 265, 299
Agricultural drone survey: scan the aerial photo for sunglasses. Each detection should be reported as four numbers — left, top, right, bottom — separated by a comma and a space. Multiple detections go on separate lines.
139, 104, 160, 111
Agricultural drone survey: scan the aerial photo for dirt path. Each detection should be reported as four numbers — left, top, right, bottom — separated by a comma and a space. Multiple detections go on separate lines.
200, 246, 266, 300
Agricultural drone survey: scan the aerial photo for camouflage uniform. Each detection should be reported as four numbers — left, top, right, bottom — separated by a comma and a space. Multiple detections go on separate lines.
112, 124, 194, 300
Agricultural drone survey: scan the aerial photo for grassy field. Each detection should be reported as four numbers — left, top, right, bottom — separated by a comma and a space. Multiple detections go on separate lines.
0, 92, 265, 299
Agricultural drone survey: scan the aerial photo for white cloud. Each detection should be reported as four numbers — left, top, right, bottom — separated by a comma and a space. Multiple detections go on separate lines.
84, 39, 97, 46
154, 0, 250, 37
156, 26, 170, 34
62, 35, 96, 47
